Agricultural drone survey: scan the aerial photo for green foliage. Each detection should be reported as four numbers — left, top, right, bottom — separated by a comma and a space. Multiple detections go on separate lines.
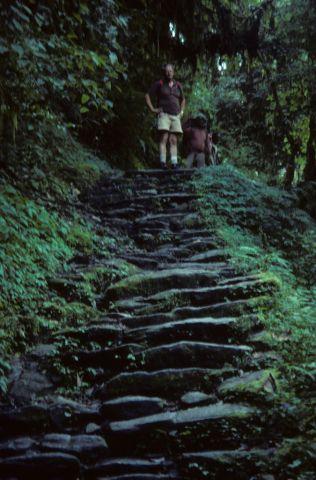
193, 165, 316, 476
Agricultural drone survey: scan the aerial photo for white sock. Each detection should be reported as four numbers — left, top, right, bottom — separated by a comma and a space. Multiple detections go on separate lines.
171, 156, 177, 165
160, 154, 166, 164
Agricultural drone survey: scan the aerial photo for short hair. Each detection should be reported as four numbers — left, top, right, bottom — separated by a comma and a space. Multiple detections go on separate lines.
162, 63, 174, 72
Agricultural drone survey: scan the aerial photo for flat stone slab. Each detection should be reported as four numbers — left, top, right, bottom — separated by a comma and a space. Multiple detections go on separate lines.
107, 268, 224, 302
85, 457, 173, 476
182, 448, 275, 462
100, 396, 166, 420
218, 369, 280, 398
180, 391, 218, 406
135, 341, 252, 371
94, 475, 180, 480
124, 317, 237, 345
0, 452, 81, 478
0, 437, 36, 456
109, 403, 254, 435
101, 367, 239, 400
40, 433, 108, 462
188, 250, 227, 262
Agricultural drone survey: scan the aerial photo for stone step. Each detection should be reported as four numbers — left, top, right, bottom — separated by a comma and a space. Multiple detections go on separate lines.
86, 474, 181, 480
100, 396, 167, 421
100, 367, 239, 401
171, 298, 259, 320
113, 279, 277, 315
64, 343, 145, 372
106, 267, 234, 302
92, 193, 199, 211
85, 457, 180, 479
65, 340, 251, 374
133, 341, 252, 371
125, 169, 195, 179
217, 369, 280, 402
180, 448, 275, 480
106, 403, 258, 454
123, 317, 239, 346
0, 452, 81, 479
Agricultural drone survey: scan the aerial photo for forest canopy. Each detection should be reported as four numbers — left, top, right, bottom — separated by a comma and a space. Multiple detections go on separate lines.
0, 0, 316, 185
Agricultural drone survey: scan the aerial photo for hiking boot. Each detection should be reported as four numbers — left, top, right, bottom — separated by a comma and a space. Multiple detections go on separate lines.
171, 164, 179, 170
160, 163, 168, 170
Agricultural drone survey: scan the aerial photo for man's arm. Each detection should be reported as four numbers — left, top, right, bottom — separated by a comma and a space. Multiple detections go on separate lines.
145, 92, 162, 114
180, 98, 185, 118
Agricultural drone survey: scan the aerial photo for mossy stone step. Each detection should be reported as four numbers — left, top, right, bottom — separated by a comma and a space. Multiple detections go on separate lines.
107, 403, 257, 454
171, 298, 258, 320
113, 279, 278, 316
106, 268, 232, 302
101, 367, 239, 401
217, 369, 280, 402
133, 341, 252, 371
123, 317, 239, 346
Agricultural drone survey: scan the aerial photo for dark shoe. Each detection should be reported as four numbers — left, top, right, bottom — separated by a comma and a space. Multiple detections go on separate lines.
171, 164, 179, 170
160, 163, 168, 170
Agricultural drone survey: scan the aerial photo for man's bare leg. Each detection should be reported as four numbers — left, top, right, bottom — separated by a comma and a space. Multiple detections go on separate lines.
159, 131, 169, 168
169, 133, 178, 166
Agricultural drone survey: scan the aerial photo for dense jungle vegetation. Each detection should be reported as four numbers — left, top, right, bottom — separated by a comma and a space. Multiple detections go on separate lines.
1, 0, 316, 477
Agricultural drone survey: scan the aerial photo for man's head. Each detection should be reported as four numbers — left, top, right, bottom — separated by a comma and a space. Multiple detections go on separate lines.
194, 113, 207, 129
163, 63, 174, 81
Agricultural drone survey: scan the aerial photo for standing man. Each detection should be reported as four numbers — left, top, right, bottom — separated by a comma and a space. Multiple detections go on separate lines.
145, 63, 185, 170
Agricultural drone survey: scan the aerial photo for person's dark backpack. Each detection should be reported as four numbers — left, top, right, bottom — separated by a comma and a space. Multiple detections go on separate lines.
180, 120, 209, 159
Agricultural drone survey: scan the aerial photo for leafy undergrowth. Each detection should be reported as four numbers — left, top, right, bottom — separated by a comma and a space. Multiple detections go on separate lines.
193, 165, 316, 479
0, 126, 126, 394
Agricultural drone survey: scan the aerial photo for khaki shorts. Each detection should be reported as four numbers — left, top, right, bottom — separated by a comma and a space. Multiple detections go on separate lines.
158, 113, 183, 133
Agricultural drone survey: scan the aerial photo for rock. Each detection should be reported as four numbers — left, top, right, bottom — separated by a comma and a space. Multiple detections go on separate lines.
101, 367, 239, 401
0, 437, 36, 456
124, 317, 237, 345
100, 396, 166, 420
85, 457, 169, 477
108, 403, 255, 442
7, 359, 55, 401
0, 452, 80, 479
86, 423, 101, 434
40, 433, 108, 463
106, 267, 224, 302
136, 341, 252, 371
0, 406, 51, 438
218, 370, 280, 400
180, 391, 218, 406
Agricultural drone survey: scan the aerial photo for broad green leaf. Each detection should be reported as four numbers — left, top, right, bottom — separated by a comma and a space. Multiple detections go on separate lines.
81, 94, 90, 104
12, 18, 23, 32
109, 52, 117, 65
0, 46, 8, 54
80, 106, 89, 113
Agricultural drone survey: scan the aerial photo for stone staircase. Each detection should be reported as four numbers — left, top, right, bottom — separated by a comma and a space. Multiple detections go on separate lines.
0, 169, 281, 480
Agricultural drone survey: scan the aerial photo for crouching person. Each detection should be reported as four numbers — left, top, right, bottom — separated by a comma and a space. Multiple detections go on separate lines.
182, 113, 211, 168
